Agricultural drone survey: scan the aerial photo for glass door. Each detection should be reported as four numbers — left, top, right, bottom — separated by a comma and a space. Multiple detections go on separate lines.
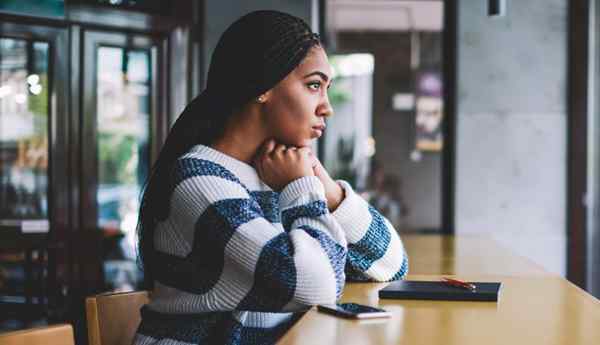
0, 21, 69, 321
0, 38, 51, 227
81, 30, 166, 292
0, 24, 69, 235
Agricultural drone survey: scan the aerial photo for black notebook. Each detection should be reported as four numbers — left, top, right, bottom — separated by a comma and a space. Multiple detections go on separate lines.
378, 280, 502, 302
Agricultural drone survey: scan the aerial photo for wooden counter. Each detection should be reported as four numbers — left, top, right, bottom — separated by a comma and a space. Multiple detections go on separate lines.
278, 235, 600, 345
401, 235, 550, 276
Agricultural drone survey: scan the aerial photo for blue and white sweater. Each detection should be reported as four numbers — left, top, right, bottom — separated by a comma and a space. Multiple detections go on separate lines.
134, 144, 408, 345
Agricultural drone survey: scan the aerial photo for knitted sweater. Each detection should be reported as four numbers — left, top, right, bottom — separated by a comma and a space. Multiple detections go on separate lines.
133, 144, 408, 345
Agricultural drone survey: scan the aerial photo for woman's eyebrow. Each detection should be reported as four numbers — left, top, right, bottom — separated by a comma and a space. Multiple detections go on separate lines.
303, 71, 330, 81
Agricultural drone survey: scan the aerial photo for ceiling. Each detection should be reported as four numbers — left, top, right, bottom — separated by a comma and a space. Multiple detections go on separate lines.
327, 0, 444, 32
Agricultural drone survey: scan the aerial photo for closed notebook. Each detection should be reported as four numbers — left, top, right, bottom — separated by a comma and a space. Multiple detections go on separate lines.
378, 280, 502, 302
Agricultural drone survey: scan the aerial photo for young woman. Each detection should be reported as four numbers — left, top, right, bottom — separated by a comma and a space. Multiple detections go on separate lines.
133, 10, 408, 345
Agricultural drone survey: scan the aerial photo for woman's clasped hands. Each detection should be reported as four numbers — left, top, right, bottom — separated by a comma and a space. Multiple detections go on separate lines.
253, 139, 344, 211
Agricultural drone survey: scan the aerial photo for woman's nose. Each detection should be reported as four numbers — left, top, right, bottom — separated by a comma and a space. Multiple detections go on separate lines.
318, 94, 334, 117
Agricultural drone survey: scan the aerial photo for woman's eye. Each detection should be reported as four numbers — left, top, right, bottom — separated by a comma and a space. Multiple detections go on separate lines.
307, 81, 321, 91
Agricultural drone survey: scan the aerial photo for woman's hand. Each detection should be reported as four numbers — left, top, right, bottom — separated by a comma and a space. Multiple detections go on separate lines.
253, 139, 314, 191
308, 153, 345, 212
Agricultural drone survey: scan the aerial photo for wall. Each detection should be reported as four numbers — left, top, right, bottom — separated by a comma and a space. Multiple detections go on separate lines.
455, 0, 568, 276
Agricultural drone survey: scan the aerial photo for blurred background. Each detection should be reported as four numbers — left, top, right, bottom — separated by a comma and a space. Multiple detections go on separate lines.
0, 0, 599, 343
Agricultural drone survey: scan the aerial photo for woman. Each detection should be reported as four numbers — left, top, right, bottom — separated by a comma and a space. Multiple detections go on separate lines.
133, 10, 408, 345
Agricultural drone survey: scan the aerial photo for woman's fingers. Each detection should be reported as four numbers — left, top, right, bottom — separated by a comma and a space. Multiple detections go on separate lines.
273, 144, 287, 156
297, 146, 311, 156
260, 138, 276, 156
253, 139, 275, 175
296, 147, 314, 165
257, 140, 308, 163
253, 140, 316, 191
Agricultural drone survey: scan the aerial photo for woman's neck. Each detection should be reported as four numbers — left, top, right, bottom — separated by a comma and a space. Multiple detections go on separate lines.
210, 109, 266, 165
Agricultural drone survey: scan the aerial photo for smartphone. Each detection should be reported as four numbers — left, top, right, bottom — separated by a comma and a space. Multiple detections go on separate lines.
317, 303, 391, 319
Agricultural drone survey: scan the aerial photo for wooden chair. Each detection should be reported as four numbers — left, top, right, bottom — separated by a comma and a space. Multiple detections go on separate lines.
86, 291, 149, 345
0, 324, 75, 345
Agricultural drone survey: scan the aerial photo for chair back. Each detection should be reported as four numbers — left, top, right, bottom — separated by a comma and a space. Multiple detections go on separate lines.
86, 290, 149, 345
0, 324, 75, 345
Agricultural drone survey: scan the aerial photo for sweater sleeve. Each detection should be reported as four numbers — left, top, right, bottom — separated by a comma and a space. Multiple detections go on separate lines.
332, 180, 408, 282
153, 158, 347, 312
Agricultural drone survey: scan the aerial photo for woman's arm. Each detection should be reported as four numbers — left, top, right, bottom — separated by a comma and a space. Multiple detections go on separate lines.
333, 180, 408, 282
310, 158, 408, 282
153, 158, 347, 312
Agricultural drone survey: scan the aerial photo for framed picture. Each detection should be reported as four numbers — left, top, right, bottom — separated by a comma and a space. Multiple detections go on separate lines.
415, 70, 443, 152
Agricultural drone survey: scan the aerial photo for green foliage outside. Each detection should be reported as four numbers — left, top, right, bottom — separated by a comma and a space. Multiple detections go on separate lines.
333, 136, 356, 186
98, 133, 137, 185
328, 82, 351, 106
27, 74, 48, 116
27, 73, 49, 137
328, 56, 352, 107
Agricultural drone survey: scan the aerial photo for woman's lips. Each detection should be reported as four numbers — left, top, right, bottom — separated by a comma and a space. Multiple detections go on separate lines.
311, 126, 325, 138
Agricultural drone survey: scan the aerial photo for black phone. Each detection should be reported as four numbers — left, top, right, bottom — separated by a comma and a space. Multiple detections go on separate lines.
317, 303, 391, 319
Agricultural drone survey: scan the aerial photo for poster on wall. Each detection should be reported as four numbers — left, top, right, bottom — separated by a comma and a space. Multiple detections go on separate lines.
415, 70, 444, 152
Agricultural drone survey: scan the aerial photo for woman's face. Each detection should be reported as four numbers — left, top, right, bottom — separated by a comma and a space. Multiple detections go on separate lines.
261, 46, 334, 147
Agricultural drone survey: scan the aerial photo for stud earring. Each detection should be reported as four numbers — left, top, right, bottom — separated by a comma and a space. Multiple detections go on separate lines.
257, 96, 265, 103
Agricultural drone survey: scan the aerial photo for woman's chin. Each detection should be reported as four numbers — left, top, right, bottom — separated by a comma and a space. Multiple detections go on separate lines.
299, 138, 317, 147
277, 136, 315, 148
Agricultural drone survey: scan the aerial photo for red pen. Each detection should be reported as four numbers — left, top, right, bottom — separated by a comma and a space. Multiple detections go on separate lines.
442, 277, 477, 291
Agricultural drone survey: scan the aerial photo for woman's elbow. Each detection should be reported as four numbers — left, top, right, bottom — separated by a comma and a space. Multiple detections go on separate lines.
291, 266, 343, 306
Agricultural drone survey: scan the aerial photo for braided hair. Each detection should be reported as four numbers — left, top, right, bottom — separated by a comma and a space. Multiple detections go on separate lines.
137, 10, 321, 284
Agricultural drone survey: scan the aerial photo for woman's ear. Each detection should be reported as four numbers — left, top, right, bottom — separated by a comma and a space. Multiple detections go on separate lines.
256, 90, 272, 104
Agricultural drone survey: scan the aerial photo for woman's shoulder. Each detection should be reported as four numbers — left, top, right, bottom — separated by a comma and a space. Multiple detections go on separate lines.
172, 147, 244, 189
178, 151, 240, 181
169, 152, 250, 203
178, 144, 267, 193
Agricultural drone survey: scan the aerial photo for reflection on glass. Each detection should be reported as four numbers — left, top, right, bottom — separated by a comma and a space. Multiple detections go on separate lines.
0, 38, 49, 222
97, 46, 150, 291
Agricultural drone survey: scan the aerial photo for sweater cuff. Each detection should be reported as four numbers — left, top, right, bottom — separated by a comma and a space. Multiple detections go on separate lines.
279, 176, 326, 208
332, 180, 371, 243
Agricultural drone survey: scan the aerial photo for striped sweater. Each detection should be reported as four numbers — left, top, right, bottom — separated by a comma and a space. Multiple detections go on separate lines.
134, 144, 408, 345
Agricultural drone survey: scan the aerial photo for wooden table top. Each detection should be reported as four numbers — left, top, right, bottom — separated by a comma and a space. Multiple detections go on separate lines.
277, 235, 600, 345
401, 235, 550, 276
